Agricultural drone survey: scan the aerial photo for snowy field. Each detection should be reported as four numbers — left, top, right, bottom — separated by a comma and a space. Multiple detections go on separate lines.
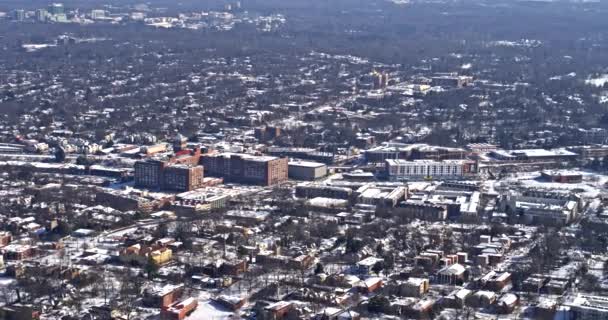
187, 300, 236, 320
494, 169, 608, 199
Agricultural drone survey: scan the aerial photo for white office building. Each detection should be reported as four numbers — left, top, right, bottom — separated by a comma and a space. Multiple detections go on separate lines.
386, 159, 476, 180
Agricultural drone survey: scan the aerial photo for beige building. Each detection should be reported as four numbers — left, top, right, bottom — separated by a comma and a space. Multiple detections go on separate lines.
288, 161, 327, 180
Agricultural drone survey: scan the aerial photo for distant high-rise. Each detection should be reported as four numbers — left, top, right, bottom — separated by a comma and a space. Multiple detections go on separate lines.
173, 134, 188, 152
35, 9, 48, 22
13, 9, 25, 21
371, 70, 389, 90
130, 12, 146, 21
48, 3, 64, 16
91, 9, 105, 20
382, 72, 389, 88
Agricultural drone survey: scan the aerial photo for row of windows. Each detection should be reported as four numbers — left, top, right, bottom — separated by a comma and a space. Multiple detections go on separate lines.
391, 165, 461, 175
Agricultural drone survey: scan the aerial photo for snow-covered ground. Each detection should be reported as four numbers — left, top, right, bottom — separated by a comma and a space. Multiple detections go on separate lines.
497, 170, 608, 199
22, 44, 57, 52
586, 74, 608, 87
188, 300, 236, 320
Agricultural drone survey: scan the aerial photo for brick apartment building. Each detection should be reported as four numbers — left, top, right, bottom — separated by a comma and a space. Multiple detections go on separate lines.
134, 159, 165, 188
134, 148, 205, 192
162, 165, 205, 192
201, 153, 288, 186
161, 297, 198, 320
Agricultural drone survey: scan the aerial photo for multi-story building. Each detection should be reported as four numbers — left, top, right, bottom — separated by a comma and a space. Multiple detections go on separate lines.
143, 284, 184, 309
266, 147, 334, 164
575, 128, 608, 144
365, 143, 466, 163
540, 170, 583, 183
567, 145, 608, 160
295, 184, 353, 199
364, 143, 410, 162
567, 295, 608, 320
13, 10, 25, 21
161, 298, 198, 320
120, 244, 172, 266
386, 159, 477, 180
47, 3, 67, 22
173, 134, 188, 152
202, 153, 288, 186
431, 74, 473, 88
395, 202, 449, 221
135, 161, 204, 192
173, 187, 231, 214
409, 145, 467, 161
489, 148, 578, 162
162, 165, 205, 192
134, 148, 204, 191
410, 145, 467, 161
499, 191, 580, 226
401, 278, 430, 297
171, 148, 202, 166
35, 9, 48, 22
372, 70, 389, 90
48, 3, 64, 16
0, 231, 12, 247
135, 159, 165, 188
3, 244, 35, 260
254, 126, 281, 142
466, 143, 498, 153
90, 9, 105, 20
357, 185, 407, 207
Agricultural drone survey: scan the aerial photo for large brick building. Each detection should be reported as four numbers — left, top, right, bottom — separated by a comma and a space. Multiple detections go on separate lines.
134, 159, 165, 188
162, 165, 205, 192
134, 148, 205, 192
202, 153, 288, 186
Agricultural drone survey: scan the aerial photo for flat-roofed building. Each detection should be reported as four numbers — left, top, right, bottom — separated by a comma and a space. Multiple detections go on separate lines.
161, 297, 198, 320
162, 165, 205, 192
466, 143, 498, 153
288, 160, 327, 180
401, 277, 430, 297
266, 147, 334, 164
431, 75, 473, 88
491, 148, 578, 162
567, 294, 608, 320
263, 301, 293, 320
568, 145, 608, 159
480, 271, 512, 291
540, 170, 583, 183
134, 148, 204, 191
364, 144, 409, 162
134, 160, 166, 188
202, 153, 287, 186
295, 183, 353, 199
386, 159, 477, 180
396, 202, 449, 221
500, 190, 581, 226
357, 185, 407, 207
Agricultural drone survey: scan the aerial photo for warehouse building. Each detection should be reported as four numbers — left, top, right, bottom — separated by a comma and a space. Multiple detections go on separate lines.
288, 161, 327, 180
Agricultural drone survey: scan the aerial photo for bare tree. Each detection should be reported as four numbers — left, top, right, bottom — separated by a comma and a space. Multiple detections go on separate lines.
0, 281, 17, 305
113, 270, 144, 320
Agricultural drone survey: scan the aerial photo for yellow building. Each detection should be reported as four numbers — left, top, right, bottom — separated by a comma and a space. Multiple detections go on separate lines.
149, 248, 172, 266
120, 244, 172, 266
